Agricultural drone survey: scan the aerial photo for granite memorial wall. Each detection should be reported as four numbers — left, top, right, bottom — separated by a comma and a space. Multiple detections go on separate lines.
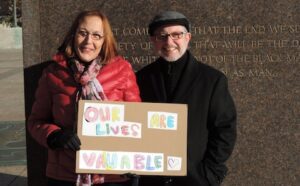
23, 0, 299, 185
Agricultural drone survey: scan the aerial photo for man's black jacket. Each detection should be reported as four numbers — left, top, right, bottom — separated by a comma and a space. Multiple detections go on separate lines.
136, 51, 237, 186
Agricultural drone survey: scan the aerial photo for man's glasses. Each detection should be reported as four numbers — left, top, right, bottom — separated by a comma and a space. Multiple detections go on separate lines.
154, 32, 188, 41
76, 30, 104, 41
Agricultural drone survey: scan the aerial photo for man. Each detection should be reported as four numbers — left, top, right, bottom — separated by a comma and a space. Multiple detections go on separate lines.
136, 11, 237, 186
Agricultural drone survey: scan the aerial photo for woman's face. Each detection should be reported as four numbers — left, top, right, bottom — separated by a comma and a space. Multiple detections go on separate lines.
74, 16, 104, 63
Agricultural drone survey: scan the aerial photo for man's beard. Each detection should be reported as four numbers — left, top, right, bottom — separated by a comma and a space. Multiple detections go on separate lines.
157, 46, 184, 62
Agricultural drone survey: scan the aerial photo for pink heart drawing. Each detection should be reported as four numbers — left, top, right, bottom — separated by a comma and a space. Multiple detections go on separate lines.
168, 158, 180, 169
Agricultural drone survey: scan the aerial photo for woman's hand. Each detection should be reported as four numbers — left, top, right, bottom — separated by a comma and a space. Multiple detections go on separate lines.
47, 130, 81, 151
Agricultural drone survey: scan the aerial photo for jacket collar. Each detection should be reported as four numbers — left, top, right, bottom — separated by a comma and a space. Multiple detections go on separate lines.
52, 53, 69, 69
150, 51, 201, 103
172, 51, 201, 102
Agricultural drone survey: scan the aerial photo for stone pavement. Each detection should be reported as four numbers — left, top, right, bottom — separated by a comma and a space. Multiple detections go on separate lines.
0, 49, 27, 185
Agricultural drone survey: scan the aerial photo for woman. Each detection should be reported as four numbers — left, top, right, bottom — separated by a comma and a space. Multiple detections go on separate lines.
28, 10, 141, 186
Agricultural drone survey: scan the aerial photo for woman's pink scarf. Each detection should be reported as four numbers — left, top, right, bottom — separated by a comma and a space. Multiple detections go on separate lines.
69, 57, 107, 101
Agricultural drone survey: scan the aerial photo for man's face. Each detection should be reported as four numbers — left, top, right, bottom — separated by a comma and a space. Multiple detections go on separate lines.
151, 25, 191, 62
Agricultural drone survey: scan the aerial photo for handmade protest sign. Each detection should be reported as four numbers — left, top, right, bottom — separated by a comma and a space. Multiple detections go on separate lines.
76, 100, 187, 176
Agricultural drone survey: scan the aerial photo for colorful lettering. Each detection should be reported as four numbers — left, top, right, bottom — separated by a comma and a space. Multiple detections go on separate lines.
134, 154, 145, 170
83, 103, 124, 124
154, 156, 163, 168
99, 107, 110, 122
167, 115, 174, 128
150, 113, 159, 128
84, 107, 98, 122
83, 152, 96, 167
95, 152, 105, 169
120, 155, 131, 169
159, 114, 166, 128
146, 155, 155, 170
106, 152, 118, 170
148, 112, 178, 130
131, 124, 139, 137
121, 125, 129, 135
85, 122, 141, 138
112, 107, 121, 122
96, 123, 105, 135
79, 150, 164, 172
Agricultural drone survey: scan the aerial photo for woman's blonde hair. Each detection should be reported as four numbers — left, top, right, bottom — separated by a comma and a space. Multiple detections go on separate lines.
58, 10, 118, 64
